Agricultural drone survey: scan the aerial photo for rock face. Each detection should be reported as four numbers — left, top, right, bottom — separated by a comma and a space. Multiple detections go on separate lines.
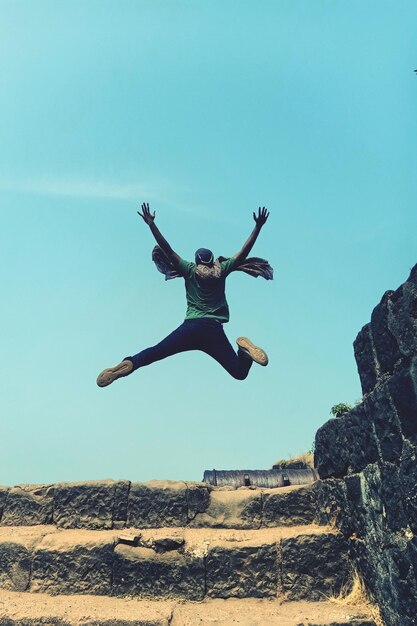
315, 264, 417, 626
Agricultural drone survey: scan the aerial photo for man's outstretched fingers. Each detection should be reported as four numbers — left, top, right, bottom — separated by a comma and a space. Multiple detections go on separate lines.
253, 206, 270, 227
138, 202, 156, 224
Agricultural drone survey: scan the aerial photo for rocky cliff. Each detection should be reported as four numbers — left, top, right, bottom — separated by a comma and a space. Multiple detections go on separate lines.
315, 264, 417, 626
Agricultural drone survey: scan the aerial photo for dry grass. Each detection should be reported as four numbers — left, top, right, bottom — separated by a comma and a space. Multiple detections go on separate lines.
273, 451, 314, 469
329, 573, 384, 626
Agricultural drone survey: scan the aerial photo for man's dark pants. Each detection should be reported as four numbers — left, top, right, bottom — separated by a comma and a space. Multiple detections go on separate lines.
125, 318, 252, 380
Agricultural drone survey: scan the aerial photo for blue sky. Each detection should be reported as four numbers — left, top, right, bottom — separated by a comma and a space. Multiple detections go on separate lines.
1, 0, 416, 486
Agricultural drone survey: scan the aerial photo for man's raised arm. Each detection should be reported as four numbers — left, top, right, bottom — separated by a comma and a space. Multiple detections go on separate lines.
137, 202, 181, 266
232, 207, 270, 265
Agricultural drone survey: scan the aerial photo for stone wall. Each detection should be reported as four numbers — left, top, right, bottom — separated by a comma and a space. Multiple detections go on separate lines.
315, 264, 417, 626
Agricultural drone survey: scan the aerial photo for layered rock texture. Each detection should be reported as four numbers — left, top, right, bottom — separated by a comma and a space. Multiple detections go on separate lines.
0, 480, 375, 625
315, 264, 417, 626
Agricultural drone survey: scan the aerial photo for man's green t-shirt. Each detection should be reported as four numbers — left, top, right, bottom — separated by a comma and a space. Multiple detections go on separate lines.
177, 257, 239, 323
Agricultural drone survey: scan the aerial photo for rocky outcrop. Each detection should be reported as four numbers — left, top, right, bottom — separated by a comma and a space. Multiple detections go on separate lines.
315, 264, 417, 626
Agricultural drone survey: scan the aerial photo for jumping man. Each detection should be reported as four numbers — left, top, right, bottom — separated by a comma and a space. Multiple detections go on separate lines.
96, 203, 271, 387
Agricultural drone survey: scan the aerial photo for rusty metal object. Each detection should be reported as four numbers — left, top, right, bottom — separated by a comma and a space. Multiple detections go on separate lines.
202, 468, 319, 489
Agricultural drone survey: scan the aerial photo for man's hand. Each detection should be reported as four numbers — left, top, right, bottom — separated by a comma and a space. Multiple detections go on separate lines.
137, 202, 181, 267
232, 207, 270, 263
137, 202, 156, 225
253, 207, 270, 228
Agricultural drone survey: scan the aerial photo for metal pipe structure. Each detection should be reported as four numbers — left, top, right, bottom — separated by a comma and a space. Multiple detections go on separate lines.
202, 468, 319, 489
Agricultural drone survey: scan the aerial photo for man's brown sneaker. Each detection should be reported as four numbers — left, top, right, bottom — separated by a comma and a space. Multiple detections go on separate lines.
236, 337, 269, 366
96, 359, 134, 387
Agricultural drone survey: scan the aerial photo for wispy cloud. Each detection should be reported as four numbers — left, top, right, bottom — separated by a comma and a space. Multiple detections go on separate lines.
0, 175, 228, 222
0, 176, 170, 202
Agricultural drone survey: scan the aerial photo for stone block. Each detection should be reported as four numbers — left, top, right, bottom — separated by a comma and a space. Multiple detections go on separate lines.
388, 279, 417, 359
281, 532, 351, 601
353, 323, 378, 395
189, 489, 262, 529
348, 533, 414, 626
0, 488, 9, 522
206, 543, 278, 598
401, 438, 417, 461
388, 368, 417, 441
113, 480, 131, 529
378, 535, 417, 626
54, 480, 129, 529
113, 544, 205, 600
186, 482, 211, 520
314, 418, 349, 479
0, 526, 56, 593
363, 384, 403, 462
0, 542, 31, 592
127, 481, 189, 528
31, 530, 115, 594
380, 463, 408, 532
345, 405, 380, 474
262, 486, 316, 527
409, 263, 417, 286
370, 291, 401, 376
346, 466, 385, 540
399, 455, 417, 533
0, 484, 54, 526
312, 479, 350, 533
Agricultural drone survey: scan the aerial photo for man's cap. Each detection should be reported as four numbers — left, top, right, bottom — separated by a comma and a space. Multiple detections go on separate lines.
195, 248, 214, 266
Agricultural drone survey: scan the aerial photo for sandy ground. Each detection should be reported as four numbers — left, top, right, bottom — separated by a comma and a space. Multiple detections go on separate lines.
0, 590, 374, 625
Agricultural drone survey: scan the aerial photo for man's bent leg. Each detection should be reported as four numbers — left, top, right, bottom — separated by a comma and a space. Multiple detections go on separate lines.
201, 324, 253, 380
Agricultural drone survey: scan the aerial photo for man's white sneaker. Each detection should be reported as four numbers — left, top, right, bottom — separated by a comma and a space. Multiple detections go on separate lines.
96, 360, 134, 387
236, 337, 269, 366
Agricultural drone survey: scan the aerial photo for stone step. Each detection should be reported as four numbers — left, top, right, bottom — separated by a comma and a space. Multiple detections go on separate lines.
172, 598, 377, 626
0, 524, 352, 601
0, 479, 321, 530
0, 590, 376, 625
